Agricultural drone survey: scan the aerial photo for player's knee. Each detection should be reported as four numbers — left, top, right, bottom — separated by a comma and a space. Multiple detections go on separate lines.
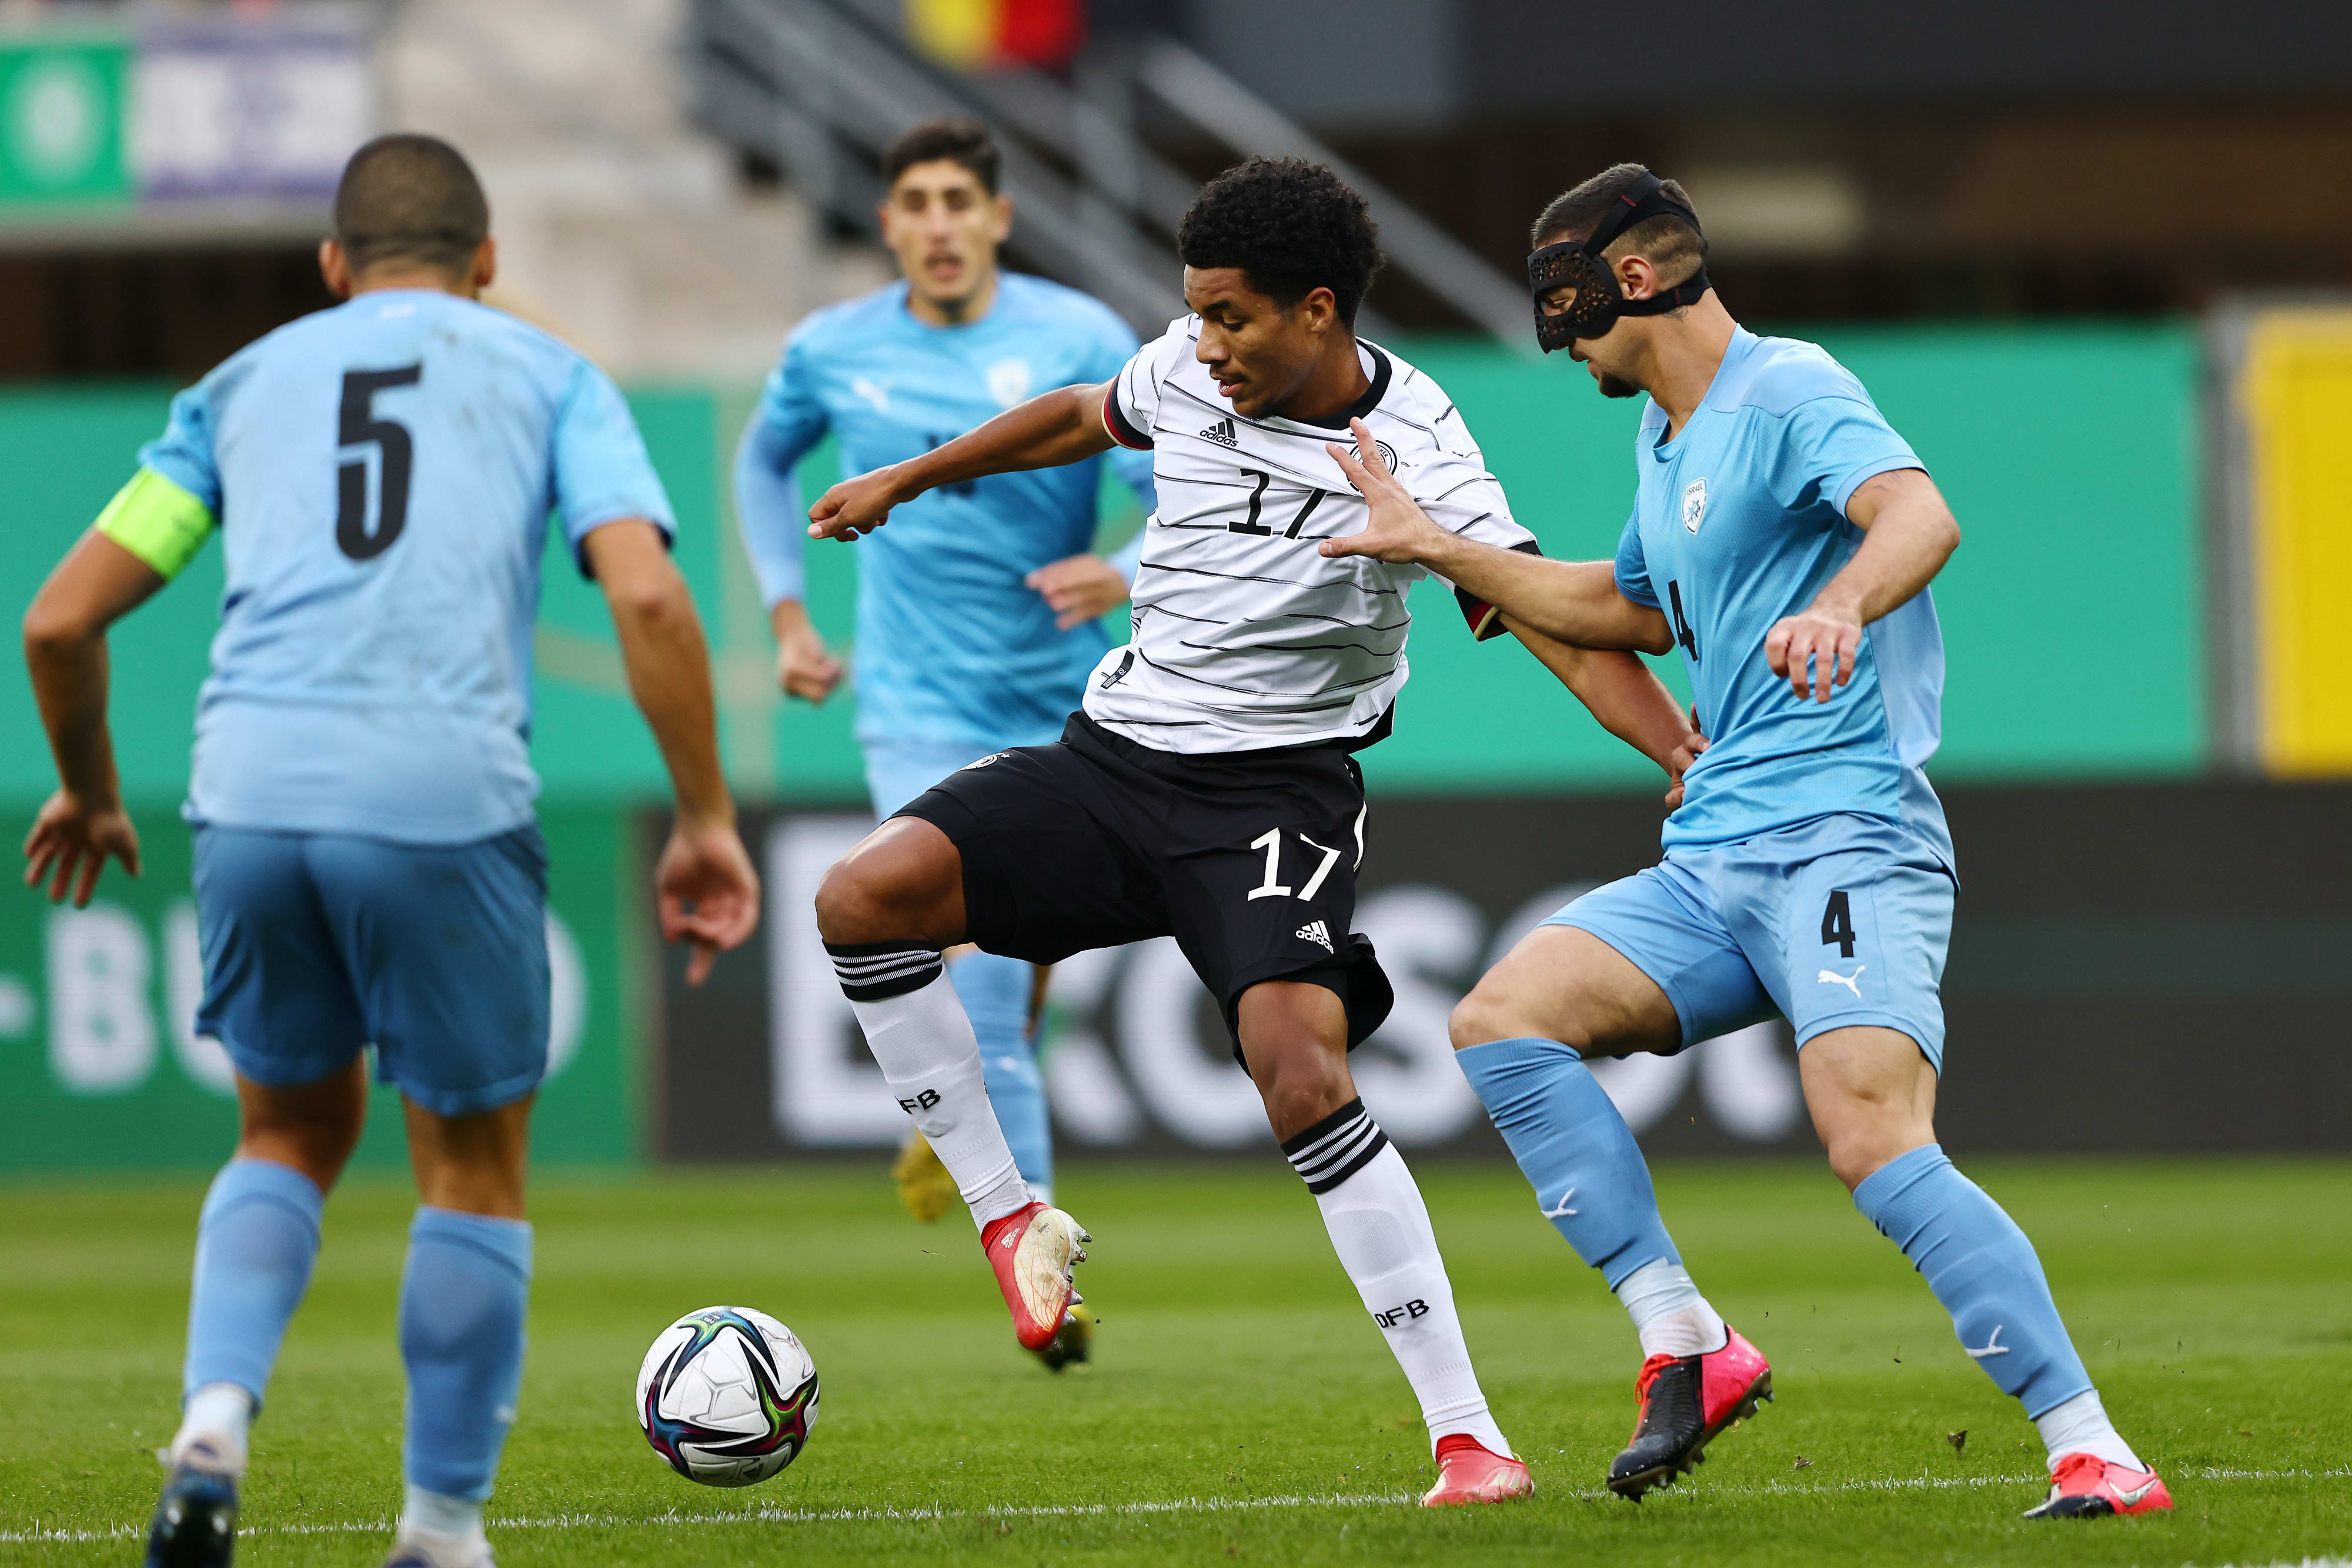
813, 852, 932, 945
235, 1060, 369, 1191
1820, 1125, 1912, 1192
1237, 986, 1352, 1139
1450, 974, 1585, 1053
813, 857, 893, 945
1254, 1045, 1351, 1141
815, 823, 963, 946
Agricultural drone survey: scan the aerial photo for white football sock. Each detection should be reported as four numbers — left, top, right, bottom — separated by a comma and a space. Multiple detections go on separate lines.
169, 1381, 254, 1474
397, 1483, 490, 1563
831, 943, 1032, 1229
1615, 1259, 1729, 1359
2034, 1389, 2145, 1471
1284, 1100, 1511, 1458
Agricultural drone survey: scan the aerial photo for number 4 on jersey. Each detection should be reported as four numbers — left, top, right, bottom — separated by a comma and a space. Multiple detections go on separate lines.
1666, 579, 1700, 662
1820, 890, 1857, 959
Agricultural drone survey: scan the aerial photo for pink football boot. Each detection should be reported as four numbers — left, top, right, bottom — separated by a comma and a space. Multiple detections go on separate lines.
1421, 1433, 1534, 1506
1607, 1325, 1772, 1499
2023, 1452, 2173, 1519
978, 1201, 1088, 1351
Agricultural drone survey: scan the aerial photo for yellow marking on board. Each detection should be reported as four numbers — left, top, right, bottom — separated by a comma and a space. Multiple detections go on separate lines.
2244, 311, 2352, 774
906, 0, 996, 67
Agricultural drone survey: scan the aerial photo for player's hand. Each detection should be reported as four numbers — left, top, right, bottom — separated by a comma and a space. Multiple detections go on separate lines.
1765, 600, 1863, 703
1319, 417, 1447, 564
1663, 714, 1707, 810
808, 464, 908, 541
654, 814, 761, 986
1026, 553, 1129, 630
22, 789, 141, 908
777, 624, 843, 704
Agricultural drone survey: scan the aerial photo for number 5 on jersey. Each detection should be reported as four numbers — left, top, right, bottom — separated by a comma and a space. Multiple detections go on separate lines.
337, 364, 422, 561
1247, 828, 1344, 902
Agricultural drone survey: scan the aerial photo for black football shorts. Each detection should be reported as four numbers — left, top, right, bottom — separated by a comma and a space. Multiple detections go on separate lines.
896, 713, 1394, 1064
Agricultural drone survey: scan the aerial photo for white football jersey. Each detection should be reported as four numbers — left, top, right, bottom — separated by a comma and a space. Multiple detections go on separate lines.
1090, 316, 1534, 753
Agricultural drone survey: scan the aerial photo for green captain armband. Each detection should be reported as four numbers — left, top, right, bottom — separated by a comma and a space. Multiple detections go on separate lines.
93, 468, 216, 580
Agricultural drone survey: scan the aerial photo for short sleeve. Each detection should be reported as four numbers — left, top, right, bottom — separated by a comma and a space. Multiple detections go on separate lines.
1406, 452, 1536, 641
135, 382, 223, 517
1613, 513, 1658, 607
551, 359, 676, 572
1765, 396, 1924, 517
1103, 316, 1192, 450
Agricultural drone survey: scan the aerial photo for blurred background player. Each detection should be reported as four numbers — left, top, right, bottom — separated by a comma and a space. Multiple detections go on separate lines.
1323, 163, 2170, 1520
733, 116, 1153, 1313
19, 135, 761, 1567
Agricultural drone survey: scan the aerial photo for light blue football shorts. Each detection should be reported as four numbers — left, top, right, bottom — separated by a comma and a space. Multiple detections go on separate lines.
191, 823, 550, 1116
1543, 813, 1957, 1071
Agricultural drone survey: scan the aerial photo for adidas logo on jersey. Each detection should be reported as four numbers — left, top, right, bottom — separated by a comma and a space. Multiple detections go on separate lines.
1295, 920, 1334, 954
1199, 417, 1239, 447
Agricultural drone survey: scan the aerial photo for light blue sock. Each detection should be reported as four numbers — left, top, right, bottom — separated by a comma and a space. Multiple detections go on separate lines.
400, 1207, 532, 1502
183, 1158, 325, 1406
1456, 1038, 1680, 1286
951, 951, 1052, 1200
1853, 1144, 2093, 1418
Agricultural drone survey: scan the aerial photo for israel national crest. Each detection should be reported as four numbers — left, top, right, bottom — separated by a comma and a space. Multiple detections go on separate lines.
985, 358, 1032, 409
1682, 477, 1709, 533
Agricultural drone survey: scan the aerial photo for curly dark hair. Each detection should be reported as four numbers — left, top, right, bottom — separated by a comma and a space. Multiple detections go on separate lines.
1177, 158, 1383, 325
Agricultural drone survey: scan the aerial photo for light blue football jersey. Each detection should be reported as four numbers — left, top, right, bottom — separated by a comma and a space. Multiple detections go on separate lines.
1613, 327, 1951, 866
139, 288, 675, 844
734, 273, 1154, 752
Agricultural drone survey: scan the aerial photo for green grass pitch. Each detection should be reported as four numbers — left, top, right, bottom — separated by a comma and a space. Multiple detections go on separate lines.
2, 1157, 2347, 1566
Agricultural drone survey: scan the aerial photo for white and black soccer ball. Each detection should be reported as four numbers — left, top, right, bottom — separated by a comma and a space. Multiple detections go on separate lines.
635, 1306, 819, 1486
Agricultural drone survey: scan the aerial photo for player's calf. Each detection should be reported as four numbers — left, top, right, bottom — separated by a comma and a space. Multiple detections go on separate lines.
820, 835, 1094, 1349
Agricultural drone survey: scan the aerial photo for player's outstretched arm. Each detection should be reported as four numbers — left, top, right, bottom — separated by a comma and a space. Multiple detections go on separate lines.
1765, 467, 1960, 703
1505, 621, 1707, 805
21, 531, 165, 906
807, 380, 1117, 542
584, 519, 761, 985
1319, 418, 1671, 652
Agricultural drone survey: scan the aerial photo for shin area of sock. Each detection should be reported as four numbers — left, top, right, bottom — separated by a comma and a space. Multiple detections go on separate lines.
1456, 1037, 1681, 1285
399, 1207, 532, 1502
1853, 1144, 2094, 1417
833, 944, 1033, 1229
183, 1157, 326, 1406
1287, 1105, 1511, 1459
951, 951, 1054, 1196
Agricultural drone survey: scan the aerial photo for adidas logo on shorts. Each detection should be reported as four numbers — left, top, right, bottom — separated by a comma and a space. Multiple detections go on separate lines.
1199, 417, 1239, 448
1295, 919, 1334, 954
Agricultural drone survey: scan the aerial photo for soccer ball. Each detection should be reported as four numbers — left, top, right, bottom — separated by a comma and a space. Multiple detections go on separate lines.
635, 1306, 819, 1486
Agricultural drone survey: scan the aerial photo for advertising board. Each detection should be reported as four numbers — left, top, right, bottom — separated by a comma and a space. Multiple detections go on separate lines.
654, 782, 2352, 1161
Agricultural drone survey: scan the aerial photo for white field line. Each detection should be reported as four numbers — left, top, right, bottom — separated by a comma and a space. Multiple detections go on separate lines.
4, 1465, 2344, 1546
